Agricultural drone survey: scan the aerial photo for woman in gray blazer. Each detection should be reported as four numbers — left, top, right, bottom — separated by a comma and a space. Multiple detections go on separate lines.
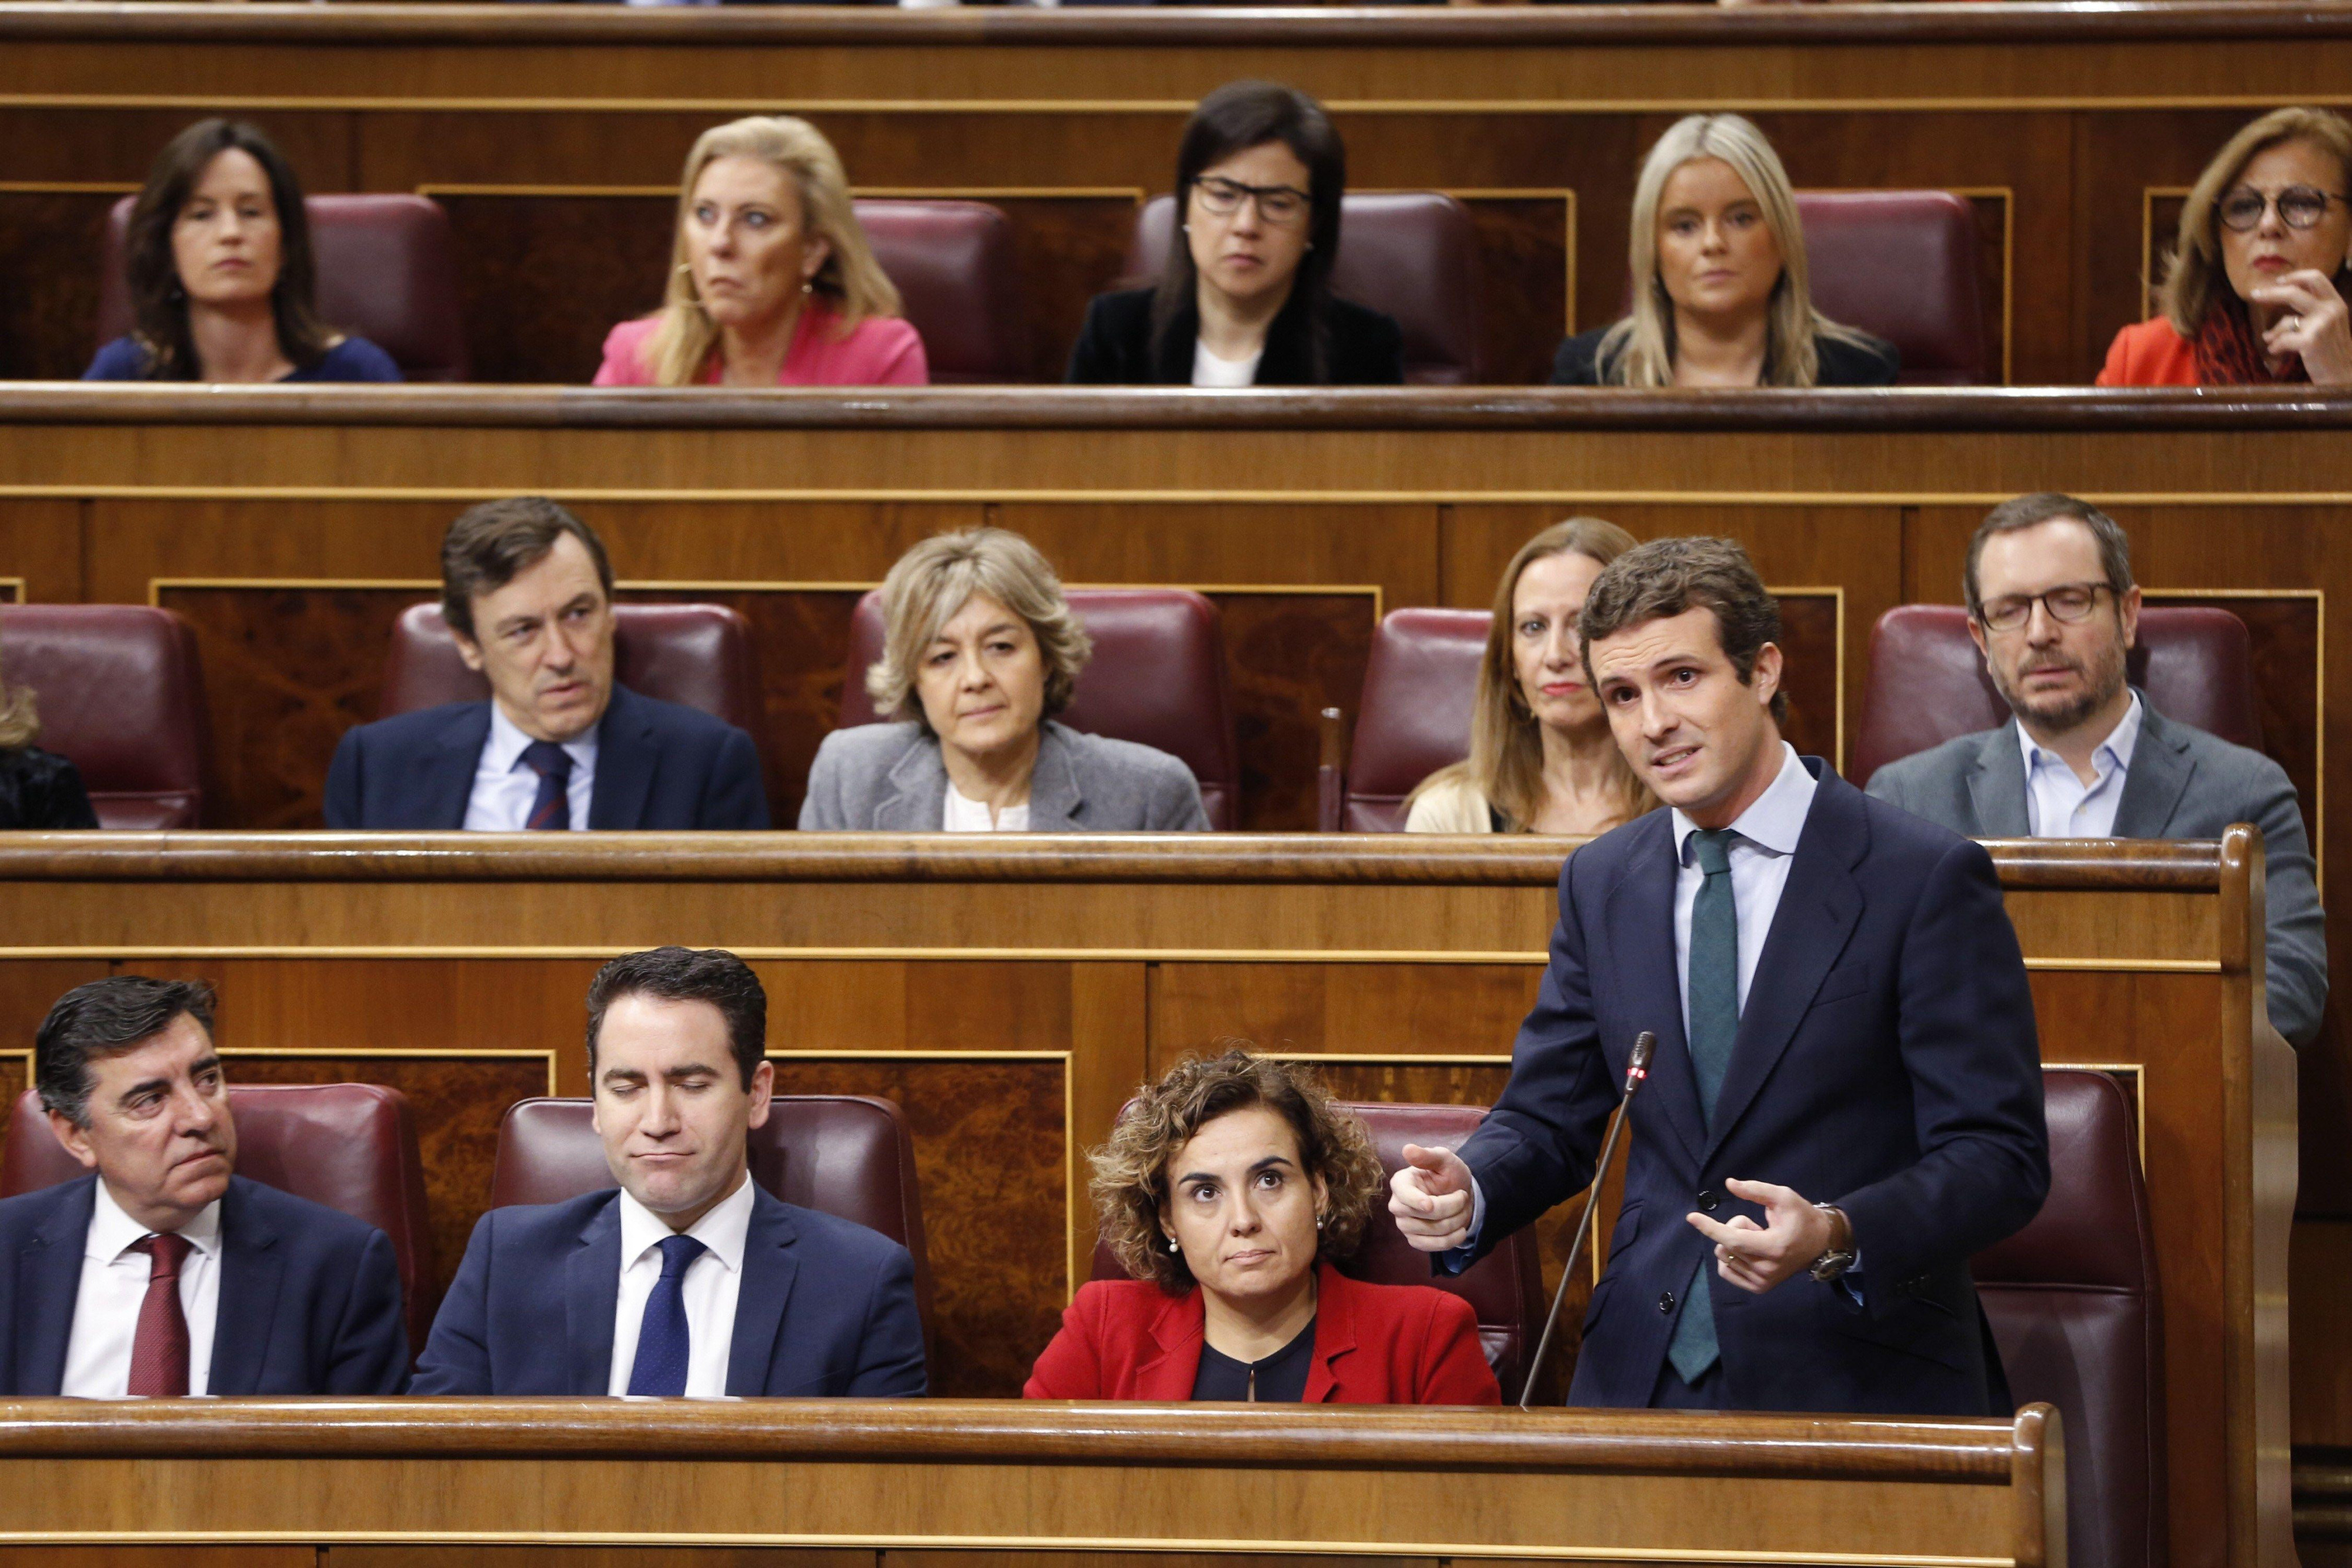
800, 528, 1210, 833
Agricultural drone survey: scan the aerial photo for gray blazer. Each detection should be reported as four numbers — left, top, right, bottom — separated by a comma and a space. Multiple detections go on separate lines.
1866, 691, 2327, 1047
798, 719, 1210, 833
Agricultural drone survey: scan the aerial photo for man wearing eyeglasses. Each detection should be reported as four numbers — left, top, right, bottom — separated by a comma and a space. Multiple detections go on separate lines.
1866, 492, 2326, 1047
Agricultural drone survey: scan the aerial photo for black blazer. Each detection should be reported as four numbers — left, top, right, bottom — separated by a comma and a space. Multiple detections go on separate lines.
1452, 763, 2048, 1416
0, 747, 98, 830
1549, 324, 1900, 386
323, 682, 769, 831
1067, 286, 1405, 386
0, 1174, 410, 1396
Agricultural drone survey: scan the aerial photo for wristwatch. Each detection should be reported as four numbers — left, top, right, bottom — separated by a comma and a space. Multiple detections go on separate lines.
1809, 1203, 1857, 1282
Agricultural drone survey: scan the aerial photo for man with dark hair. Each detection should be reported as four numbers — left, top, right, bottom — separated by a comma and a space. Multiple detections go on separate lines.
324, 497, 769, 830
0, 977, 408, 1396
1868, 493, 2326, 1047
1389, 536, 2049, 1415
413, 947, 926, 1396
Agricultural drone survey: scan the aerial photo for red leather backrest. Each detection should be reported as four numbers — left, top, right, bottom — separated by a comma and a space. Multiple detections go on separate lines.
837, 587, 1241, 831
1975, 1068, 2165, 1568
381, 602, 759, 734
1127, 192, 1484, 384
99, 194, 469, 382
854, 199, 1024, 384
1090, 1099, 1546, 1400
490, 1095, 933, 1352
1798, 190, 1989, 386
1341, 607, 1490, 833
2, 1084, 437, 1353
1852, 604, 2261, 787
0, 604, 208, 829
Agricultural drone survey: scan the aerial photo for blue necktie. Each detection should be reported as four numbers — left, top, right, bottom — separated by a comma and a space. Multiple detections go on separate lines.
626, 1233, 706, 1396
519, 740, 572, 831
1668, 827, 1740, 1386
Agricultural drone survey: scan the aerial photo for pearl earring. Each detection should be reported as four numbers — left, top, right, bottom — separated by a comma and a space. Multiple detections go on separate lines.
1167, 1236, 1179, 1253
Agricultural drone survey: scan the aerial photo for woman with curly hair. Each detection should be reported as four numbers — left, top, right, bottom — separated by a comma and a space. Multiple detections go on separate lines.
1025, 1049, 1498, 1403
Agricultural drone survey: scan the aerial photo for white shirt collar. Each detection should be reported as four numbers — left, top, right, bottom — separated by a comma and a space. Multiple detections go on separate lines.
1672, 742, 1816, 863
86, 1176, 223, 1263
616, 1169, 755, 1277
2019, 689, 2142, 779
485, 702, 599, 776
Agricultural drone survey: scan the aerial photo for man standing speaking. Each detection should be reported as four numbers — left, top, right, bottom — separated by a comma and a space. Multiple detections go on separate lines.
1392, 537, 2048, 1414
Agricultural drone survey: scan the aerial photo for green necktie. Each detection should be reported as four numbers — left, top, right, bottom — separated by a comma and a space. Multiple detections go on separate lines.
1667, 826, 1739, 1386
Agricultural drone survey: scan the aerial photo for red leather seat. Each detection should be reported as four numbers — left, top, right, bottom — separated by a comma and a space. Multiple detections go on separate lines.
837, 587, 1241, 831
98, 193, 470, 383
1320, 607, 1488, 833
381, 602, 759, 735
0, 604, 209, 829
1127, 192, 1485, 384
1799, 191, 1989, 387
1091, 1099, 1546, 1400
1976, 1068, 2165, 1568
1852, 604, 2260, 788
490, 1095, 933, 1354
1, 1084, 438, 1353
855, 199, 1025, 384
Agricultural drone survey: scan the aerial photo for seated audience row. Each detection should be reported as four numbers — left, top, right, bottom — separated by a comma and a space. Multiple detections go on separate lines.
79, 97, 2351, 389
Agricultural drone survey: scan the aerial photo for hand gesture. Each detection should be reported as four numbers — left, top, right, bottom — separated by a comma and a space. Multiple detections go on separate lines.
1683, 1178, 1834, 1295
1388, 1143, 1475, 1252
2249, 269, 2352, 385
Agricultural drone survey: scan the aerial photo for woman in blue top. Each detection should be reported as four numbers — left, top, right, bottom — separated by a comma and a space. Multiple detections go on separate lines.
85, 119, 400, 384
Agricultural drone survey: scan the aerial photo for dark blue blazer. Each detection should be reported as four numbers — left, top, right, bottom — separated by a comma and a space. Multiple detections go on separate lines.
0, 1174, 409, 1396
323, 683, 770, 830
1457, 761, 2049, 1415
410, 1184, 928, 1396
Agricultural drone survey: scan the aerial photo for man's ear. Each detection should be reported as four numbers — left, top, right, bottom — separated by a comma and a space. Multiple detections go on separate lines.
2117, 584, 2143, 650
45, 1109, 99, 1172
1967, 613, 1990, 668
743, 1058, 775, 1129
1752, 641, 1785, 707
451, 622, 486, 674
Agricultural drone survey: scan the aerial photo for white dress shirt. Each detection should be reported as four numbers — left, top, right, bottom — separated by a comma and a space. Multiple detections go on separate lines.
463, 703, 597, 832
608, 1172, 754, 1398
2020, 691, 2141, 840
943, 784, 1031, 833
60, 1182, 223, 1398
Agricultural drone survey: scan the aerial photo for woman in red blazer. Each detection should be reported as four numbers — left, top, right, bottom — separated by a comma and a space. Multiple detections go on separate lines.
1025, 1049, 1499, 1405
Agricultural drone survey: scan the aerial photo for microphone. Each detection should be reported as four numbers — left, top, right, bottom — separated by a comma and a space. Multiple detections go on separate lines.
1516, 1029, 1656, 1410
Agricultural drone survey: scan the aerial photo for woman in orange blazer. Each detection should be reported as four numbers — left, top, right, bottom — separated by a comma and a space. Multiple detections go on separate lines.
1025, 1049, 1500, 1405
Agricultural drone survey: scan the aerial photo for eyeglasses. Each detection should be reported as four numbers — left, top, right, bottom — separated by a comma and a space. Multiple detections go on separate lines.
1191, 176, 1311, 227
2217, 184, 2351, 232
1975, 582, 2113, 633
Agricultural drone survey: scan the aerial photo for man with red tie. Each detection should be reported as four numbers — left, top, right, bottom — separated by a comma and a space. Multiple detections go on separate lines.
0, 978, 409, 1396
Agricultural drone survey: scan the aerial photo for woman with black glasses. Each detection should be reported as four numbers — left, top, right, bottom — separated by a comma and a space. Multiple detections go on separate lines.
1065, 81, 1404, 387
2100, 106, 2352, 386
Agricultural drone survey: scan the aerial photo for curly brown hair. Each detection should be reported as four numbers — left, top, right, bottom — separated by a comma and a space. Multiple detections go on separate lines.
1090, 1048, 1386, 1295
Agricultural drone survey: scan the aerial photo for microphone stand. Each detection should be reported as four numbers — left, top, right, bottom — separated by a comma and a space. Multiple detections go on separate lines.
1516, 1030, 1656, 1410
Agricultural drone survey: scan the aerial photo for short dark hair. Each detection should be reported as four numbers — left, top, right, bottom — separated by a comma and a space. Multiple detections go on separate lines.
1579, 536, 1788, 725
440, 497, 615, 641
36, 977, 218, 1128
584, 947, 766, 1090
1964, 493, 2137, 617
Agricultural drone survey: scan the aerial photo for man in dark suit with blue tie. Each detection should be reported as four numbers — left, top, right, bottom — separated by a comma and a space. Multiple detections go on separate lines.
1391, 537, 2049, 1415
324, 498, 769, 831
0, 977, 409, 1396
412, 947, 927, 1396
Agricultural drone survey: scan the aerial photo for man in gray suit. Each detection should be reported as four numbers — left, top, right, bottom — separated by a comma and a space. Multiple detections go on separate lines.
1867, 493, 2325, 1047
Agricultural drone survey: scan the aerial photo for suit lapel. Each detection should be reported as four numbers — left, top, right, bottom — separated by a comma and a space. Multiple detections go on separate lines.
16, 1178, 97, 1396
1965, 723, 2033, 838
418, 704, 493, 830
1602, 815, 1706, 1166
1134, 1286, 1205, 1400
566, 1196, 623, 1395
1302, 1264, 1355, 1404
587, 686, 655, 830
209, 1178, 280, 1396
2113, 698, 2193, 838
1027, 727, 1085, 830
726, 1189, 799, 1397
1703, 775, 1867, 1162
872, 734, 949, 831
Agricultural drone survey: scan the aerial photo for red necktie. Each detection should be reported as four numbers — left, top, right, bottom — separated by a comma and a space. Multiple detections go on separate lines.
125, 1233, 193, 1398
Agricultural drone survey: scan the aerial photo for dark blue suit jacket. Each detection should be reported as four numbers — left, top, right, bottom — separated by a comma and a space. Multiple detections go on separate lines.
323, 683, 769, 830
410, 1184, 928, 1396
1457, 761, 2049, 1415
0, 1174, 409, 1395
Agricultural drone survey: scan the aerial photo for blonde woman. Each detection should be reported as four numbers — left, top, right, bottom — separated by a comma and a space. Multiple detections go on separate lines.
0, 652, 97, 830
1406, 519, 1655, 835
1551, 114, 1896, 388
799, 529, 1208, 832
2100, 107, 2352, 386
594, 116, 927, 387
